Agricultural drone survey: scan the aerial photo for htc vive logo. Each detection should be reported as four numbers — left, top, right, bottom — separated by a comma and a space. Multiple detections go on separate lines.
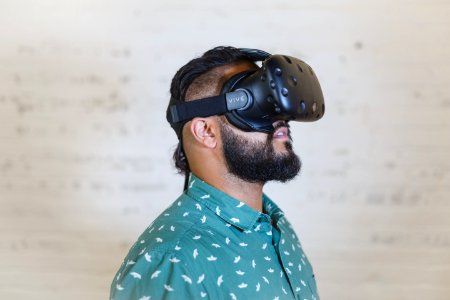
227, 95, 246, 104
226, 90, 250, 111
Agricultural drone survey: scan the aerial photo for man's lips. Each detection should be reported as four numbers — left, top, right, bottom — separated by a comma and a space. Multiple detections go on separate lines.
272, 127, 289, 140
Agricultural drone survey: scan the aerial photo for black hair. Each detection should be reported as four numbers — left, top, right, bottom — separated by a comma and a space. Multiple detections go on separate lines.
168, 46, 255, 175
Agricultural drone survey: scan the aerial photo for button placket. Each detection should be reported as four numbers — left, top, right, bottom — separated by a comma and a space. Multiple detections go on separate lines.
272, 223, 297, 299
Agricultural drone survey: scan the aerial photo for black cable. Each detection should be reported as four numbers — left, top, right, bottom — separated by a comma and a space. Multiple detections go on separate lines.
183, 170, 190, 191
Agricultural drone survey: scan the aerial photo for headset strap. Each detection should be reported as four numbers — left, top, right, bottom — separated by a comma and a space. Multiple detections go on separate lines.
239, 48, 271, 61
168, 94, 227, 124
168, 88, 252, 124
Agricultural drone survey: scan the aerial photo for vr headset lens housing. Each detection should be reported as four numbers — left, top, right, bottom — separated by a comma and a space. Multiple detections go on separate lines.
167, 49, 324, 137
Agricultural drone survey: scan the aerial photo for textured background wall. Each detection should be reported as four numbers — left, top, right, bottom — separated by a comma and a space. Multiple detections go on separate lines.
1, 0, 449, 299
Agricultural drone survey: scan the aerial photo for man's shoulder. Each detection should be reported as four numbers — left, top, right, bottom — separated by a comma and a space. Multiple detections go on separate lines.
119, 194, 225, 266
111, 195, 223, 296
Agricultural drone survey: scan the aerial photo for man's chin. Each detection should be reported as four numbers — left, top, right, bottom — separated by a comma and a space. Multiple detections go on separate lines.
272, 140, 293, 153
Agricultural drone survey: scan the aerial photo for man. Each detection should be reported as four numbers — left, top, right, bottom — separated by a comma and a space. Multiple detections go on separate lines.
110, 46, 321, 300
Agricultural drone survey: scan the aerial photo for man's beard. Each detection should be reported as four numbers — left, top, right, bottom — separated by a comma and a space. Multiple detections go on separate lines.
219, 120, 301, 184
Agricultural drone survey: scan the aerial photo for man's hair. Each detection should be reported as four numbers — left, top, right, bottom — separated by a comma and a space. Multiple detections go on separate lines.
169, 46, 255, 174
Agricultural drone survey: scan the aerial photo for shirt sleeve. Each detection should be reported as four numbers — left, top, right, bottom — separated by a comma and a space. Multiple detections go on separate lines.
110, 250, 204, 300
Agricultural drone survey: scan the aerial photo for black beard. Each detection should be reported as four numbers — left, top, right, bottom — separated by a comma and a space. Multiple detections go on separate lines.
219, 121, 301, 184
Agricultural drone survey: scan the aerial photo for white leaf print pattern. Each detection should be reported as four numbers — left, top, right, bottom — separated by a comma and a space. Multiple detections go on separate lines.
164, 284, 174, 292
201, 215, 206, 223
217, 275, 223, 287
201, 291, 207, 298
151, 270, 161, 279
207, 255, 217, 261
197, 274, 205, 284
130, 272, 141, 279
201, 194, 210, 199
238, 283, 248, 288
196, 203, 202, 210
126, 260, 135, 266
236, 270, 245, 275
182, 275, 192, 284
193, 248, 199, 259
256, 282, 261, 291
169, 257, 180, 263
116, 284, 124, 291
216, 206, 221, 215
230, 217, 240, 223
144, 253, 151, 262
230, 293, 237, 300
138, 296, 150, 300
236, 202, 245, 208
234, 256, 241, 263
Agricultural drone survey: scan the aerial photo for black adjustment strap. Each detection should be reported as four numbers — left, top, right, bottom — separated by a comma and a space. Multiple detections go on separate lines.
168, 91, 243, 123
168, 94, 228, 123
239, 48, 271, 61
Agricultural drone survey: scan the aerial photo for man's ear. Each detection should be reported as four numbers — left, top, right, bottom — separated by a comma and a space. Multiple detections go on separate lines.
189, 117, 218, 148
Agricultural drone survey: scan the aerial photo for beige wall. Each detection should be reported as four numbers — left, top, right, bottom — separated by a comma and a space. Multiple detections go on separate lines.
1, 1, 449, 299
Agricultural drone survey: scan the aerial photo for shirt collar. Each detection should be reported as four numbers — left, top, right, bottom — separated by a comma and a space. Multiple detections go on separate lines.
186, 174, 281, 231
262, 193, 285, 226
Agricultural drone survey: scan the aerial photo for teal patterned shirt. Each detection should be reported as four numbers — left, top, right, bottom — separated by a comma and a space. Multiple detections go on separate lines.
110, 174, 319, 300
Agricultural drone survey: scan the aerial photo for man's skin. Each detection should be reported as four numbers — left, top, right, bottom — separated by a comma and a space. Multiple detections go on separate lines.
181, 60, 291, 213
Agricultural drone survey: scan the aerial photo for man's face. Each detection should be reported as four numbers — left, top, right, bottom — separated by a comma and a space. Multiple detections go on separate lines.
218, 118, 301, 184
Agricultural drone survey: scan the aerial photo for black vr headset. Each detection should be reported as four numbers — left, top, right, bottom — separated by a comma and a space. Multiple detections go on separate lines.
166, 48, 325, 138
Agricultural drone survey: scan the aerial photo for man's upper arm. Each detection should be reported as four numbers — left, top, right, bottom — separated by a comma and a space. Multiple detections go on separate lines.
110, 250, 204, 300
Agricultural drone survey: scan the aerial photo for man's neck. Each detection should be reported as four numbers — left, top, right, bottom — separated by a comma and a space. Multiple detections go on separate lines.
194, 171, 264, 213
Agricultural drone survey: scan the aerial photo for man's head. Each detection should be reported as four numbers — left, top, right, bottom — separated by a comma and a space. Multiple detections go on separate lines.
168, 46, 301, 184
